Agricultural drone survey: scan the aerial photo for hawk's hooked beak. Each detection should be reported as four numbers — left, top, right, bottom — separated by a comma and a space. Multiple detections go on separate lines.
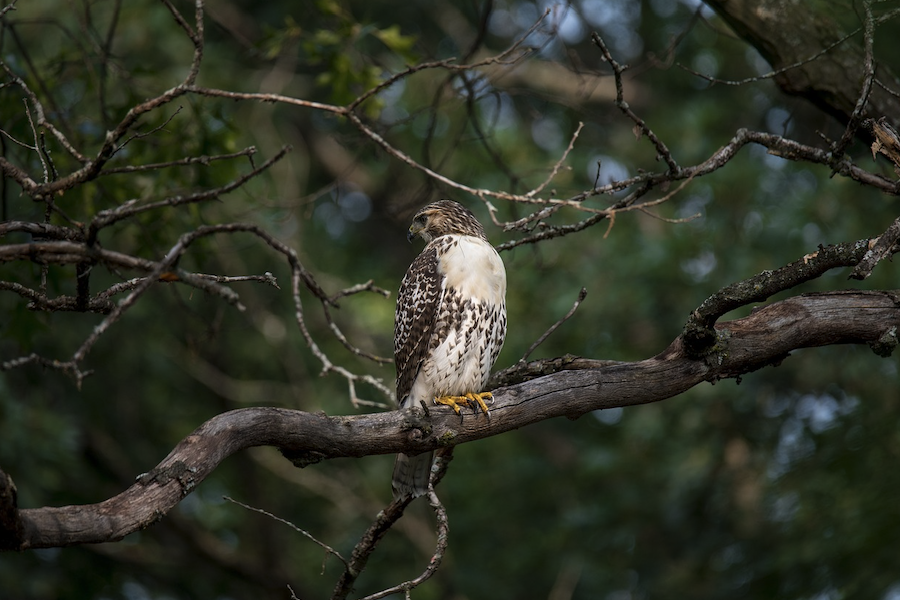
407, 223, 423, 243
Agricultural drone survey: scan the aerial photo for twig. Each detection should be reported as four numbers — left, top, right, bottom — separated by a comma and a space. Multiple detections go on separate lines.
330, 495, 415, 599
321, 307, 393, 365
832, 0, 876, 160
679, 28, 860, 87
23, 99, 49, 183
332, 450, 454, 600
495, 204, 562, 232
320, 282, 393, 366
0, 61, 88, 164
99, 147, 258, 175
0, 353, 90, 384
327, 280, 391, 303
525, 121, 584, 199
497, 211, 609, 252
358, 487, 450, 600
263, 228, 395, 407
850, 215, 900, 280
160, 0, 204, 85
345, 7, 549, 113
89, 145, 292, 232
113, 105, 184, 156
0, 281, 117, 313
0, 1, 18, 18
591, 32, 679, 174
521, 288, 587, 362
0, 125, 37, 150
223, 496, 348, 568
193, 272, 280, 288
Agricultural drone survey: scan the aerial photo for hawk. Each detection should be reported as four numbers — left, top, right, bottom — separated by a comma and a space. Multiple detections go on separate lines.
392, 200, 507, 500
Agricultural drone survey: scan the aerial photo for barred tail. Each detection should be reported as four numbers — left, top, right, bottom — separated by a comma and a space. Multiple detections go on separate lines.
391, 451, 434, 500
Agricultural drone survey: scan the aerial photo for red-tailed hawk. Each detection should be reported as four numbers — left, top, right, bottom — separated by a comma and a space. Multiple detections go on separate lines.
392, 200, 507, 499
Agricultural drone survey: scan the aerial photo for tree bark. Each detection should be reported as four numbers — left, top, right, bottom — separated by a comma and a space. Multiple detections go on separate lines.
704, 0, 900, 124
2, 289, 897, 551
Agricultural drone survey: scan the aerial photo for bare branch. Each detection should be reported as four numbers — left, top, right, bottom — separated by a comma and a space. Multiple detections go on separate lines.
0, 1, 18, 18
346, 8, 549, 113
223, 496, 348, 568
831, 0, 877, 159
91, 145, 291, 231
0, 221, 83, 241
678, 28, 860, 87
525, 121, 583, 199
331, 451, 452, 600
591, 32, 679, 174
328, 280, 391, 303
850, 216, 900, 280
0, 61, 88, 164
114, 105, 184, 155
865, 116, 900, 175
193, 272, 280, 289
159, 0, 204, 85
521, 287, 587, 362
682, 237, 898, 357
99, 147, 258, 175
357, 457, 452, 600
0, 281, 116, 313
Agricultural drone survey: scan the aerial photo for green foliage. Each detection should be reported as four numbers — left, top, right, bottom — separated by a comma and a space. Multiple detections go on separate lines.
259, 0, 419, 111
1, 0, 899, 599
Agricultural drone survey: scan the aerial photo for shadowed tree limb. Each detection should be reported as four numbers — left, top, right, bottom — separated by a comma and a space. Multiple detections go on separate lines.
682, 237, 897, 357
1, 288, 897, 551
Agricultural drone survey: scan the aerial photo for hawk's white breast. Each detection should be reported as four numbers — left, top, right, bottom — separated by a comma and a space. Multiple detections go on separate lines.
437, 235, 506, 306
406, 234, 507, 405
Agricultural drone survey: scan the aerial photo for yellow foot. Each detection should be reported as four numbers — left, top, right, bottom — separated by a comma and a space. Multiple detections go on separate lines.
434, 391, 493, 416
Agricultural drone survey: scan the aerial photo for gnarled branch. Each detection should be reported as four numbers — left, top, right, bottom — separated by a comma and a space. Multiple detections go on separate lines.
1, 288, 896, 551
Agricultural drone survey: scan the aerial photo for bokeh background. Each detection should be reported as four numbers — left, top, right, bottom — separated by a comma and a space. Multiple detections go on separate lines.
1, 0, 899, 598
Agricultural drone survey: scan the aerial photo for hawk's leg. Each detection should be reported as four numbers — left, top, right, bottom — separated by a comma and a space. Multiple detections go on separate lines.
434, 391, 492, 416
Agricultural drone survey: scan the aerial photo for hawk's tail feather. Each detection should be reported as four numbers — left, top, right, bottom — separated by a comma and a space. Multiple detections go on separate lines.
391, 451, 434, 500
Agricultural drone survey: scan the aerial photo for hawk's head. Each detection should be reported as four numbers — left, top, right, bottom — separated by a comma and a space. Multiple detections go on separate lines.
407, 200, 487, 243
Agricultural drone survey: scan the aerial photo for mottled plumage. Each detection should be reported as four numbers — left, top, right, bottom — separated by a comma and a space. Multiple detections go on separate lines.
392, 200, 507, 499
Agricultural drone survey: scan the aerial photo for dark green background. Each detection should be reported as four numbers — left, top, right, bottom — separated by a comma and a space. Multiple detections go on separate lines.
1, 1, 898, 598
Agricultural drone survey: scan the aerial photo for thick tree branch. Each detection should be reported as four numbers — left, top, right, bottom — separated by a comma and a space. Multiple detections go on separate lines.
682, 237, 894, 356
1, 289, 897, 551
851, 215, 900, 281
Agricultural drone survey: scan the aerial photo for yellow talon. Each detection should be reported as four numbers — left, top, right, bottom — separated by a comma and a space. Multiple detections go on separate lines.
434, 395, 464, 415
434, 391, 493, 417
466, 391, 492, 415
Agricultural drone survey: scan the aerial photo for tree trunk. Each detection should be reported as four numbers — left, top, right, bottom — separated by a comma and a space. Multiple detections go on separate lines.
705, 0, 900, 124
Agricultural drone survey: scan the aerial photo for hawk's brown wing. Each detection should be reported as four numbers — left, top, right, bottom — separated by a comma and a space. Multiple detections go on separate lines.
394, 244, 442, 404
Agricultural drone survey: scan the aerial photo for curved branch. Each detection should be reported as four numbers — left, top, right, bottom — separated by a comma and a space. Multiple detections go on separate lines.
2, 289, 897, 551
682, 237, 890, 356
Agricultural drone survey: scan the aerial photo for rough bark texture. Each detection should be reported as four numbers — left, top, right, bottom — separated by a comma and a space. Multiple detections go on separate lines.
705, 0, 900, 124
2, 290, 897, 551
